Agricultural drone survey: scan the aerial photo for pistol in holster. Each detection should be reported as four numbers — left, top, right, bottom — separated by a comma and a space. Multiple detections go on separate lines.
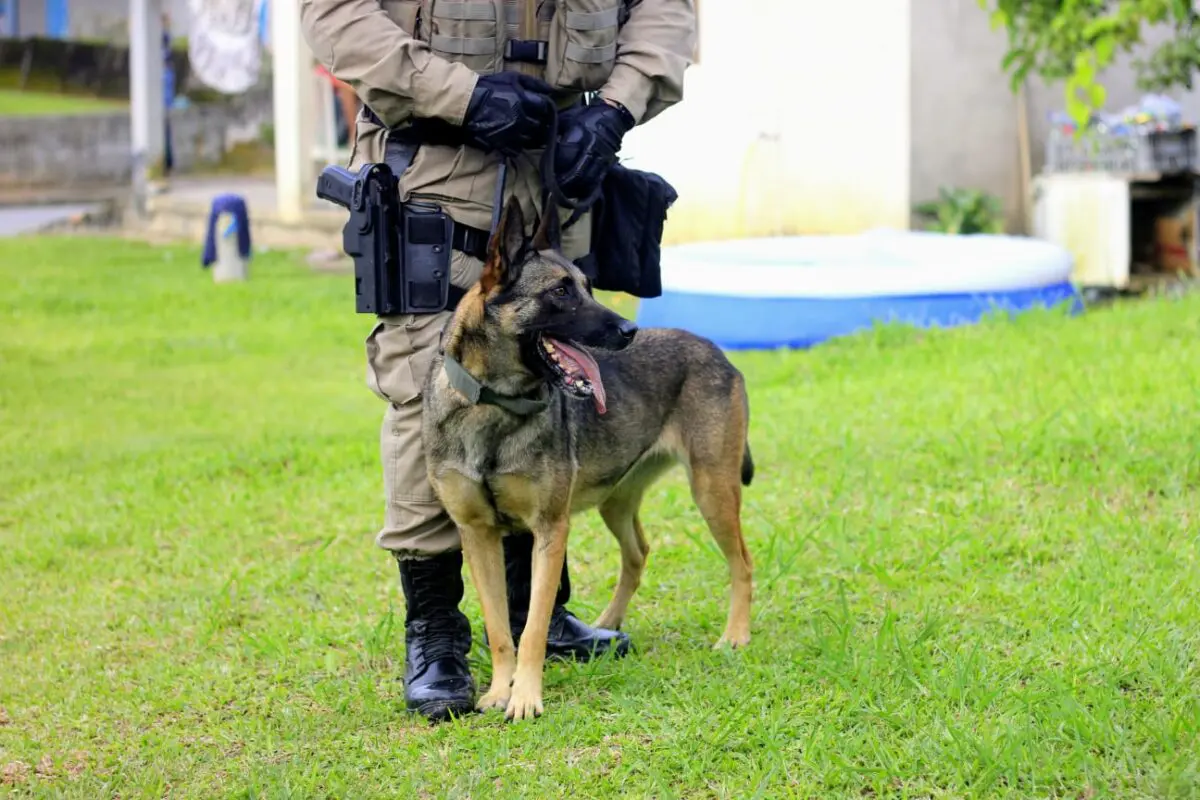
315, 141, 454, 316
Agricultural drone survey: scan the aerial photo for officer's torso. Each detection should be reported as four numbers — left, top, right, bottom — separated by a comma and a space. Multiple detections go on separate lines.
380, 0, 623, 93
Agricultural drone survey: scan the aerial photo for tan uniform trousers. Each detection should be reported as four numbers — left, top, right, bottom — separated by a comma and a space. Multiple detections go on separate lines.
364, 251, 483, 559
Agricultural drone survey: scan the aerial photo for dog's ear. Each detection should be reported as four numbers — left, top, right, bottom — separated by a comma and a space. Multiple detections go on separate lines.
481, 196, 526, 294
531, 201, 562, 252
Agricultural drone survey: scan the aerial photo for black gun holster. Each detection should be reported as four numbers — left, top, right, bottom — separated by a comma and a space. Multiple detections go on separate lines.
316, 140, 471, 316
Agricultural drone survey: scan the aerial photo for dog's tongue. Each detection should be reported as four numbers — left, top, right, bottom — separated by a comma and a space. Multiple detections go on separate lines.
546, 337, 607, 415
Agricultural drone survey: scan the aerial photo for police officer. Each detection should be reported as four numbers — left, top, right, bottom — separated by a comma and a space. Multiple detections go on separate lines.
299, 0, 696, 721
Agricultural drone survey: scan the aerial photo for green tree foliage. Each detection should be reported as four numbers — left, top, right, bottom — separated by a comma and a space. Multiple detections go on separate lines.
979, 0, 1199, 126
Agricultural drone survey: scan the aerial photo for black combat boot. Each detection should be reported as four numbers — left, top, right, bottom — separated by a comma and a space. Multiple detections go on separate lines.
502, 532, 632, 661
397, 551, 476, 721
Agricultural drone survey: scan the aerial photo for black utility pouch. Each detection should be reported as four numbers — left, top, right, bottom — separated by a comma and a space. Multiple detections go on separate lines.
399, 201, 454, 314
587, 163, 678, 299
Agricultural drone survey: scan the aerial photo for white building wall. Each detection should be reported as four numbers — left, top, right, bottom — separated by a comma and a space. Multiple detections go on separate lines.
620, 0, 913, 244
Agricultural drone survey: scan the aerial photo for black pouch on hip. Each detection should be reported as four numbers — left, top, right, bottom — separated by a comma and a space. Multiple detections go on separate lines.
579, 163, 678, 299
399, 200, 454, 313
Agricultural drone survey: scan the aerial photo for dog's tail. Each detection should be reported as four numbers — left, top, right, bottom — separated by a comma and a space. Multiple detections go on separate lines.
741, 441, 755, 486
738, 380, 755, 487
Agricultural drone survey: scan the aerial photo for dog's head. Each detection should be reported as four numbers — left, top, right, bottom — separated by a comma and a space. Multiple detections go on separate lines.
466, 196, 637, 413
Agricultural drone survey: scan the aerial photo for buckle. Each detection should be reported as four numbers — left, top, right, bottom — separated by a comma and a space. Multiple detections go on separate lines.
504, 39, 548, 64
451, 223, 491, 261
362, 105, 384, 128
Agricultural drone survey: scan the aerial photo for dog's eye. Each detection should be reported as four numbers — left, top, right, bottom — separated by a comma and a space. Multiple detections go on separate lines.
552, 286, 568, 298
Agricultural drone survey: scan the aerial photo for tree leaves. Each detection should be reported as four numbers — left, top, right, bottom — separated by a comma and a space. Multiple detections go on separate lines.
980, 0, 1198, 126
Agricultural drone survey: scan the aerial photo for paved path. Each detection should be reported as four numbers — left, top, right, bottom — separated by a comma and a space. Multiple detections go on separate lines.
143, 177, 346, 251
0, 204, 101, 237
160, 176, 343, 216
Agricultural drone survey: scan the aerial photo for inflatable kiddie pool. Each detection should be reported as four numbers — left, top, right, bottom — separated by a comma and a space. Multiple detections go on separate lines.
634, 231, 1083, 350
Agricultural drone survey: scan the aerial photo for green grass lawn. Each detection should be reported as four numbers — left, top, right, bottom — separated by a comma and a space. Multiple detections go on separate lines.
0, 88, 126, 117
2, 237, 1198, 798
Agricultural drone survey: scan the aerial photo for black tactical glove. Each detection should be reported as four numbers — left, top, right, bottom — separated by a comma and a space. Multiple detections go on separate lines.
461, 72, 556, 154
554, 96, 635, 201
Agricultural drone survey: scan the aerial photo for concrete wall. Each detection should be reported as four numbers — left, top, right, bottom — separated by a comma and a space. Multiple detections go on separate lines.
13, 0, 192, 40
909, 0, 1200, 233
908, 0, 1022, 230
0, 87, 271, 189
620, 0, 912, 244
0, 111, 130, 187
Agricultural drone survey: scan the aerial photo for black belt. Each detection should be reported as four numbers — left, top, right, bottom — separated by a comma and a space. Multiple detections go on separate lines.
445, 283, 467, 311
448, 221, 491, 262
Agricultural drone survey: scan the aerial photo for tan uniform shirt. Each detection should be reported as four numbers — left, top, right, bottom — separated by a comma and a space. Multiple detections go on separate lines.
300, 0, 696, 258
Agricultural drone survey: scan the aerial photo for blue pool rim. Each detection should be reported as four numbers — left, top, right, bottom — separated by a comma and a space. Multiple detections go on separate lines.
635, 281, 1084, 351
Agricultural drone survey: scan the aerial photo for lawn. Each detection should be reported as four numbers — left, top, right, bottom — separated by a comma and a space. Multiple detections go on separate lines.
0, 88, 126, 117
1, 236, 1198, 799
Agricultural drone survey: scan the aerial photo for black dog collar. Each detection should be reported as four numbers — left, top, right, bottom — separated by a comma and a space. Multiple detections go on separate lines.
442, 355, 549, 416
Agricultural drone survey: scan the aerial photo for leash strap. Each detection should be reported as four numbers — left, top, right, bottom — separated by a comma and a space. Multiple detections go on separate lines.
443, 354, 550, 415
491, 157, 509, 237
536, 102, 606, 231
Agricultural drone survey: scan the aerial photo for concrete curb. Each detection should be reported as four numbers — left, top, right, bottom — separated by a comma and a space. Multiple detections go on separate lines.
26, 199, 124, 235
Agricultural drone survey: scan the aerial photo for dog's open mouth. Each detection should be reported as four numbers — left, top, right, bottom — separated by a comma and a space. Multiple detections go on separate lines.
537, 335, 607, 415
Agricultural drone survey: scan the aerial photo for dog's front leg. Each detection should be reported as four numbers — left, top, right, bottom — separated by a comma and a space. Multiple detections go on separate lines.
505, 517, 568, 721
459, 525, 517, 712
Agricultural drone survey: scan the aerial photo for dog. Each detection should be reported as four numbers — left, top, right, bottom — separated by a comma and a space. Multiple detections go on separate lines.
421, 196, 755, 722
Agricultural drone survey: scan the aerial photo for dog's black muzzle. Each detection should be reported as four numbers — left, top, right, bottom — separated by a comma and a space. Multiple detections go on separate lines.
572, 308, 637, 352
532, 304, 638, 357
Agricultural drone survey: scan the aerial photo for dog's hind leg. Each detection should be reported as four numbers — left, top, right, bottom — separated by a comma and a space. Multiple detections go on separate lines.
595, 492, 650, 631
684, 384, 754, 649
689, 460, 753, 648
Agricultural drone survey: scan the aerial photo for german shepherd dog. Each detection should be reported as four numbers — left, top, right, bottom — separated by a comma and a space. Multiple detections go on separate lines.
421, 197, 755, 721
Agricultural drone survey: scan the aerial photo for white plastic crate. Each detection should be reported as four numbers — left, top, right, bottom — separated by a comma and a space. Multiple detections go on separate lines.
1045, 127, 1196, 176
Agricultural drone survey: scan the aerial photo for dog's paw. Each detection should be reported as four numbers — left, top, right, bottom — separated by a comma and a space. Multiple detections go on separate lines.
714, 630, 751, 650
477, 688, 511, 712
504, 682, 544, 722
593, 609, 623, 631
